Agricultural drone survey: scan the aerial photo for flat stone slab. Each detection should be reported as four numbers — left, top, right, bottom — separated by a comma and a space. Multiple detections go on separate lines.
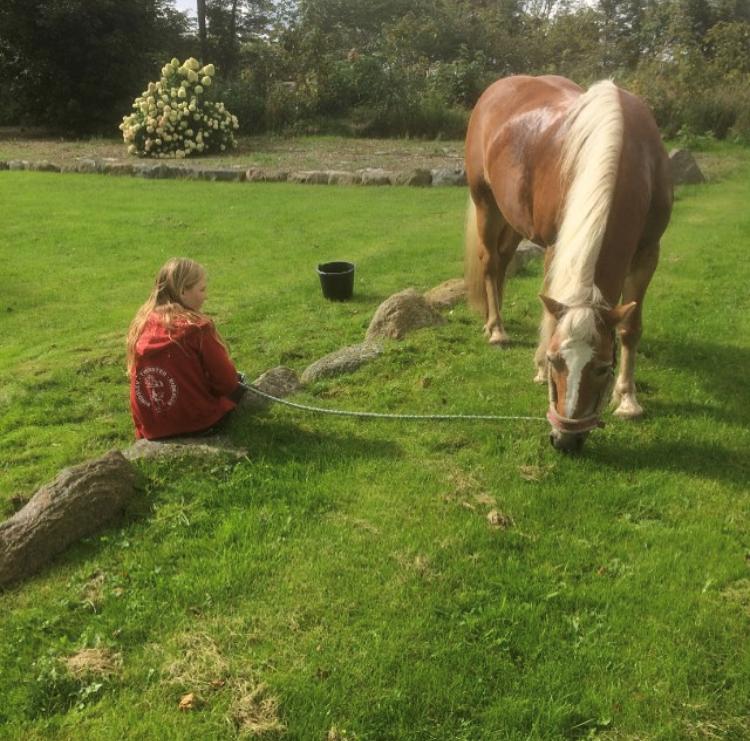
366, 288, 445, 341
301, 342, 383, 384
123, 437, 247, 461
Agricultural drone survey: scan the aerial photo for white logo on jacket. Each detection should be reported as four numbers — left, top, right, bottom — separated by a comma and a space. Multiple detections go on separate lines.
135, 367, 178, 412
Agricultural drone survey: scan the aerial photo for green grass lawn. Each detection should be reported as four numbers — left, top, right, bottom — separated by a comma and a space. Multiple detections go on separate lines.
1, 148, 749, 740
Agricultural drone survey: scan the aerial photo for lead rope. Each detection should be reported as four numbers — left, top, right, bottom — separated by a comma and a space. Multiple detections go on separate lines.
245, 386, 546, 423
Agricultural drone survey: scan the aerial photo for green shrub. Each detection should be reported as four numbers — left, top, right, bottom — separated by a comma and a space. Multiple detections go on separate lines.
119, 58, 239, 158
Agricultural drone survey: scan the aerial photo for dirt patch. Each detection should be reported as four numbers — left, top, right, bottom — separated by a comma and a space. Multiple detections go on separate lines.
161, 628, 284, 735
230, 680, 285, 737
0, 130, 464, 173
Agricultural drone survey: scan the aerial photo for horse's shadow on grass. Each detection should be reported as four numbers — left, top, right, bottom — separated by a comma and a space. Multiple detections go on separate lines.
586, 335, 749, 484
588, 436, 748, 487
644, 335, 750, 427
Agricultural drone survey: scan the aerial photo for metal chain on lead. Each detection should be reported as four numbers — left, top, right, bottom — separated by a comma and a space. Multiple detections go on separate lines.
245, 386, 546, 423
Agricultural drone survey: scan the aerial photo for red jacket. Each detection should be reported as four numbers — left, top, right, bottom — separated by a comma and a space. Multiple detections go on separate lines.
130, 313, 239, 440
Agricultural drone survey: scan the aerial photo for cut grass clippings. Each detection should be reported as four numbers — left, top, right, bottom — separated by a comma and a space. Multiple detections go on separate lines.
1, 144, 749, 739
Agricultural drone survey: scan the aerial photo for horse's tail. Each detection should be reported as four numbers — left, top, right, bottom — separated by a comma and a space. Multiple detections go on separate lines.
547, 80, 624, 307
463, 197, 486, 313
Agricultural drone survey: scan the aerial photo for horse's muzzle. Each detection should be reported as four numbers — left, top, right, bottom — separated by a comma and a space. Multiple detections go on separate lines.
546, 406, 604, 454
549, 429, 589, 454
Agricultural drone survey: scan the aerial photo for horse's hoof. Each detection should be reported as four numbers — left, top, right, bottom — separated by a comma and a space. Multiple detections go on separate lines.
488, 330, 510, 346
613, 399, 643, 420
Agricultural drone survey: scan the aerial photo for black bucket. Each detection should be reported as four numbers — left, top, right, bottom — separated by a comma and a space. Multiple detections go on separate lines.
317, 261, 355, 300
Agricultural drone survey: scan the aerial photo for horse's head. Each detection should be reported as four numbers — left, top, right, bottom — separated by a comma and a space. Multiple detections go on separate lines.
540, 295, 636, 453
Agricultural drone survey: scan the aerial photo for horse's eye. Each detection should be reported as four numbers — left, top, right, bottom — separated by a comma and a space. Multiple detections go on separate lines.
594, 364, 612, 377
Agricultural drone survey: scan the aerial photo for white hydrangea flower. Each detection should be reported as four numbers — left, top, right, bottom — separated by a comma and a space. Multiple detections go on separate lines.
194, 85, 203, 94
202, 76, 212, 87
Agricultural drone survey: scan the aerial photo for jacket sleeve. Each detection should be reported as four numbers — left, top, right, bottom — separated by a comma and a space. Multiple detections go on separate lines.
195, 324, 240, 398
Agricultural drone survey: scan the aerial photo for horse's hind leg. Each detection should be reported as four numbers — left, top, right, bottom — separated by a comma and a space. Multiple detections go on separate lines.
475, 197, 521, 345
613, 241, 660, 418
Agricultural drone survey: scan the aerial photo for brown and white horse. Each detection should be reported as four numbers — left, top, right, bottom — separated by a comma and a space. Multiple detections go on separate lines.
464, 75, 673, 452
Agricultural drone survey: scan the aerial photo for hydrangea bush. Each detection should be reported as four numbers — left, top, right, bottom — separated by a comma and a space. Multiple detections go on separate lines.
119, 58, 239, 158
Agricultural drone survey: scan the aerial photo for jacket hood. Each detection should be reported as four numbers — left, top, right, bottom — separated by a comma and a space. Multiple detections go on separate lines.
136, 313, 206, 357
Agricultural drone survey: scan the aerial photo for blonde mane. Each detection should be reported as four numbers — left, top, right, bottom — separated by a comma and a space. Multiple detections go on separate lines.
547, 80, 624, 339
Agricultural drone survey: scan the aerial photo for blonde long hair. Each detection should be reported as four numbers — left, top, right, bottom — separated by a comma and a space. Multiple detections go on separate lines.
126, 257, 208, 374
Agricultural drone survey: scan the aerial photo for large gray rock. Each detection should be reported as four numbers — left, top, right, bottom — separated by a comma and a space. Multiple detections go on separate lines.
239, 365, 301, 412
301, 342, 383, 384
423, 278, 466, 309
0, 451, 141, 587
507, 240, 545, 277
366, 289, 445, 341
669, 149, 706, 185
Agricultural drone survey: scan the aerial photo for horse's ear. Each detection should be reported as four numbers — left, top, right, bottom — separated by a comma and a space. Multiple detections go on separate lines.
604, 301, 637, 328
539, 294, 567, 319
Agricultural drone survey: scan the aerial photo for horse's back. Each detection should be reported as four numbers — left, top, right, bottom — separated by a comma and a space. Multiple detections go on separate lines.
466, 75, 582, 243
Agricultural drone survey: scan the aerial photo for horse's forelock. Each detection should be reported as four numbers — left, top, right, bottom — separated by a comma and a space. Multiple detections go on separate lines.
558, 306, 600, 346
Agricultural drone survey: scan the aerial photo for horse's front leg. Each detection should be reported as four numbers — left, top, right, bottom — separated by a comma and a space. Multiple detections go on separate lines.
612, 242, 660, 418
533, 246, 555, 383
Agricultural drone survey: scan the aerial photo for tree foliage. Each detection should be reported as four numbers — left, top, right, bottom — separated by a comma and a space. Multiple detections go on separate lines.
1, 0, 749, 139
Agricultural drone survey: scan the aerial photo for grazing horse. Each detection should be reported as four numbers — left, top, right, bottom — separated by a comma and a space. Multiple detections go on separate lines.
464, 75, 673, 452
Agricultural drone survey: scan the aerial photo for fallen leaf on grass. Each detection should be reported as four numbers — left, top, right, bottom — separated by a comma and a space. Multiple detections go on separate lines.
179, 692, 199, 711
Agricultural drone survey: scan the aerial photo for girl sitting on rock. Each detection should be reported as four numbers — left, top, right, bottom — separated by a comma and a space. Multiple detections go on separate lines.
126, 257, 248, 440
